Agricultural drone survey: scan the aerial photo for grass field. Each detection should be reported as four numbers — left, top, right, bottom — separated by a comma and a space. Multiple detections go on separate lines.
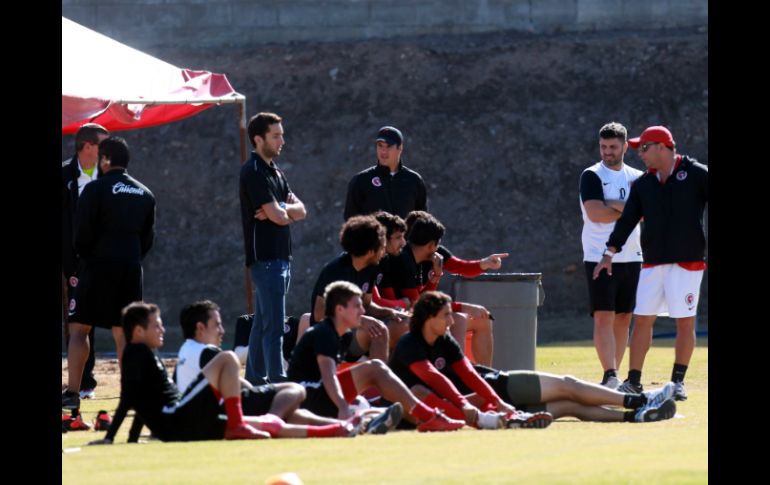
62, 338, 708, 484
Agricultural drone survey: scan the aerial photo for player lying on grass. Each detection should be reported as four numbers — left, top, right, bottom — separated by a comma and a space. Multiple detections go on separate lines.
396, 292, 678, 424
286, 280, 466, 432
90, 302, 361, 445
175, 299, 396, 436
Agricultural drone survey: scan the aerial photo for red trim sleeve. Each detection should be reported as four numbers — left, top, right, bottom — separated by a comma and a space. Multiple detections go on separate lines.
422, 279, 439, 292
409, 360, 469, 408
401, 287, 421, 303
372, 286, 407, 309
451, 357, 500, 406
444, 256, 484, 278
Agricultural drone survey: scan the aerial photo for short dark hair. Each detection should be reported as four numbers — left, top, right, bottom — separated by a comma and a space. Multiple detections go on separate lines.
180, 300, 220, 340
75, 123, 109, 152
324, 281, 363, 318
373, 211, 407, 238
410, 291, 452, 334
407, 213, 444, 246
339, 215, 386, 257
404, 210, 431, 239
98, 136, 130, 168
247, 112, 282, 148
599, 122, 627, 143
121, 301, 160, 341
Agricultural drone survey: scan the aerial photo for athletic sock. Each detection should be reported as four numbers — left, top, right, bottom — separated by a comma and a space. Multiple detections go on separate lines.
421, 393, 466, 421
623, 394, 645, 409
602, 369, 617, 384
307, 423, 347, 438
671, 363, 688, 383
623, 410, 636, 422
409, 402, 435, 422
627, 369, 642, 386
223, 396, 245, 429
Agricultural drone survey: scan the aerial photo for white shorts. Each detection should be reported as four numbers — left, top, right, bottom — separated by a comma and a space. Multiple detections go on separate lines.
634, 264, 704, 318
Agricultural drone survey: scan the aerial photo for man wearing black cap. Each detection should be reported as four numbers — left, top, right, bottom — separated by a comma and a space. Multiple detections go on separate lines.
343, 126, 428, 220
593, 126, 708, 402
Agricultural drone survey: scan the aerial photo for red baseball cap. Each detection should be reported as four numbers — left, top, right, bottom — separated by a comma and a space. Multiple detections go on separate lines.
628, 126, 675, 149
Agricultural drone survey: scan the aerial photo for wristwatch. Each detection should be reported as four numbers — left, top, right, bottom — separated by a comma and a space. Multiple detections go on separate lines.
602, 248, 616, 258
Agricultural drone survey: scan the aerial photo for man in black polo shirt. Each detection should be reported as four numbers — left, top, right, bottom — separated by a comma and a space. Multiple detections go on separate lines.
239, 112, 307, 385
301, 216, 408, 360
343, 126, 428, 220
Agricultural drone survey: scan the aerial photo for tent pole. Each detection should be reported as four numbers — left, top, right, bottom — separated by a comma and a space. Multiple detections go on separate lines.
238, 99, 254, 315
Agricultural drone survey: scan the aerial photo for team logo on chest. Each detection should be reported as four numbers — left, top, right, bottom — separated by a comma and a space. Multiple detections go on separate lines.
434, 357, 446, 370
676, 171, 688, 181
371, 176, 382, 187
69, 276, 79, 288
376, 273, 383, 285
69, 298, 76, 311
361, 282, 370, 293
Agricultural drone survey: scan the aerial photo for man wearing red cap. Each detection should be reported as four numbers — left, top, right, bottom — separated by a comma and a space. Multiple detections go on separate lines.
593, 126, 707, 401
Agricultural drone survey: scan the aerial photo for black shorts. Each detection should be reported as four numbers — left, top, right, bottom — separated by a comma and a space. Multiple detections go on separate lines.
584, 261, 641, 315
241, 384, 278, 416
68, 261, 143, 329
478, 368, 547, 413
160, 374, 226, 441
300, 382, 339, 418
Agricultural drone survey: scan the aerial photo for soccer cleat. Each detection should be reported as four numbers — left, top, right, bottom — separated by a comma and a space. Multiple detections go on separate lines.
62, 390, 80, 410
94, 410, 112, 432
673, 381, 688, 401
417, 411, 465, 432
643, 382, 675, 408
506, 411, 554, 429
224, 423, 271, 440
62, 412, 91, 431
602, 376, 621, 390
617, 379, 644, 394
364, 402, 403, 435
635, 398, 676, 422
79, 389, 96, 400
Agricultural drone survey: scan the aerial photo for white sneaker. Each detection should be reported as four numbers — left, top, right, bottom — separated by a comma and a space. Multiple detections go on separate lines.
643, 382, 675, 408
79, 389, 95, 399
602, 376, 621, 390
673, 381, 688, 401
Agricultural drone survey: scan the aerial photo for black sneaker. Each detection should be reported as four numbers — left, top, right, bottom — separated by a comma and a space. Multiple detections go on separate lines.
364, 403, 403, 434
62, 390, 80, 410
635, 398, 677, 422
617, 380, 644, 394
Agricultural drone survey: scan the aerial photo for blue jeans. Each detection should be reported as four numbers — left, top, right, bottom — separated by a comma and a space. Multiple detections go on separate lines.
245, 259, 290, 385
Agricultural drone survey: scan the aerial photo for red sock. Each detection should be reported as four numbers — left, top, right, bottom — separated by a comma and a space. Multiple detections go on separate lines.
409, 401, 435, 422
306, 423, 347, 438
223, 396, 245, 429
421, 393, 465, 421
210, 385, 222, 402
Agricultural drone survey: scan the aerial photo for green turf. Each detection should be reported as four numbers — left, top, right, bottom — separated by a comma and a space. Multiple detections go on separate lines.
63, 339, 708, 484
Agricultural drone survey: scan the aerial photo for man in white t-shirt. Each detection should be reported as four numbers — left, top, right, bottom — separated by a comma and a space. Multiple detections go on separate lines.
579, 122, 643, 389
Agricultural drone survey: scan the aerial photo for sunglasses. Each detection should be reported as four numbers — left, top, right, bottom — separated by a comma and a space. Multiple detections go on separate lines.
639, 142, 658, 152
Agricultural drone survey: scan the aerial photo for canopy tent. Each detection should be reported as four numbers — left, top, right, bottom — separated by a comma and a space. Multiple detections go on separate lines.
61, 16, 255, 313
62, 16, 246, 134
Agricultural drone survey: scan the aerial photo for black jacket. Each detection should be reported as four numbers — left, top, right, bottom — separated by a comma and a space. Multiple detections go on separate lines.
74, 169, 155, 264
608, 155, 708, 264
343, 161, 427, 220
61, 156, 84, 275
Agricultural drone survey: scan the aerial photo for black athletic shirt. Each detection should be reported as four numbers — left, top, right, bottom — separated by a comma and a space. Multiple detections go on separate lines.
390, 332, 465, 388
239, 152, 293, 265
105, 343, 180, 442
344, 161, 427, 220
287, 318, 353, 383
309, 252, 380, 323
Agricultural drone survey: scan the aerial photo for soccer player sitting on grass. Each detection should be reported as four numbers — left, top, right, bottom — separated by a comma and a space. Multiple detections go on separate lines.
397, 292, 678, 424
175, 299, 389, 437
389, 291, 553, 429
287, 281, 466, 432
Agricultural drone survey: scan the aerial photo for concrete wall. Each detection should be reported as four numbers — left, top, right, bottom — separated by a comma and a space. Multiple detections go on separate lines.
63, 0, 708, 49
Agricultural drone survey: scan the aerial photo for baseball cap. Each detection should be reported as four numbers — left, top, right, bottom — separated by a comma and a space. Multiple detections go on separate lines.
628, 126, 675, 149
376, 126, 403, 146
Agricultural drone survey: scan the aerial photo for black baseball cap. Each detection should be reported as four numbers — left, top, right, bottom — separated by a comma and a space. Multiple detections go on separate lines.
376, 126, 403, 146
